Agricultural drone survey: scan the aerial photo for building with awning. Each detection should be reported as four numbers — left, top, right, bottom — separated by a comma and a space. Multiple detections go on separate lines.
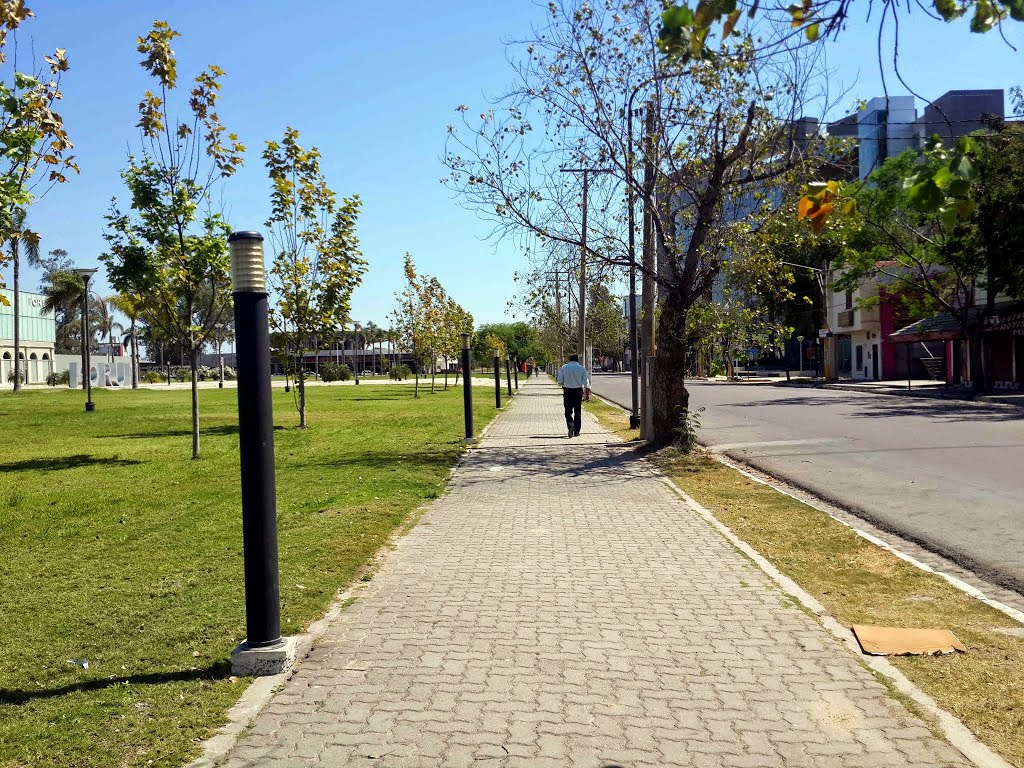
888, 302, 1024, 389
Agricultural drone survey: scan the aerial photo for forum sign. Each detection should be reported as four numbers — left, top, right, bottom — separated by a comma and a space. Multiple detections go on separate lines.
67, 361, 132, 388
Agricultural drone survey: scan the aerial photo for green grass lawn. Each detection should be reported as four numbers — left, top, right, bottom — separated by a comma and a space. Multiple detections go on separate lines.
0, 384, 496, 768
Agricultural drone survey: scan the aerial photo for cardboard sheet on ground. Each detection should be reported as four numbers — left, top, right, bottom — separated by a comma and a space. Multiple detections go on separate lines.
852, 624, 967, 656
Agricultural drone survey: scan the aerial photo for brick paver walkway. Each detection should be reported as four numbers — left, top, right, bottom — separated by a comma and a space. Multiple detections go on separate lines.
220, 379, 967, 767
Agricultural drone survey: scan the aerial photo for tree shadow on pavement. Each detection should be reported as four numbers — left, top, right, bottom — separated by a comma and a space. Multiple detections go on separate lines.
723, 394, 1022, 423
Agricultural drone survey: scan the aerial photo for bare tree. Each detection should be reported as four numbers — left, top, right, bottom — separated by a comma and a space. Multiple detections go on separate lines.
443, 0, 833, 443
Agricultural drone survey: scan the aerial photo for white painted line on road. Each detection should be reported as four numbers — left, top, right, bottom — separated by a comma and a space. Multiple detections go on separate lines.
708, 437, 844, 453
712, 452, 1024, 627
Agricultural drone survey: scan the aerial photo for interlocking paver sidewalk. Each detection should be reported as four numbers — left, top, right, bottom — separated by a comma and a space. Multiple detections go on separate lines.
219, 378, 968, 767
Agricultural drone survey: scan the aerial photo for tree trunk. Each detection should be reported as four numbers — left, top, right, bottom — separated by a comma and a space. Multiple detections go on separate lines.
298, 367, 307, 428
190, 347, 201, 459
12, 248, 21, 391
650, 300, 691, 446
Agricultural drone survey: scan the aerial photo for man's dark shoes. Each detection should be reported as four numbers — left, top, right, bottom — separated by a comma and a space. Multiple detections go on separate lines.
568, 425, 574, 438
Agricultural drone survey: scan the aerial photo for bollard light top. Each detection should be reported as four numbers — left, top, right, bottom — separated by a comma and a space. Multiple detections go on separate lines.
228, 230, 266, 293
228, 230, 264, 243
460, 332, 470, 349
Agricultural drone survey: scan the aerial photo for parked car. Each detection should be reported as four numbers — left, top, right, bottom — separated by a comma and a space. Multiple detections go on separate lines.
360, 370, 375, 376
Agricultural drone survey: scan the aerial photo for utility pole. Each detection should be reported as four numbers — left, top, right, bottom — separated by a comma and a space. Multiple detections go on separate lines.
561, 167, 610, 369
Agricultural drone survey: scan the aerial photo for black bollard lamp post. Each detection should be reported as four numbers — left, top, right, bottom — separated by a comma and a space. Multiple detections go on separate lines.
227, 230, 295, 676
493, 354, 502, 408
460, 332, 475, 444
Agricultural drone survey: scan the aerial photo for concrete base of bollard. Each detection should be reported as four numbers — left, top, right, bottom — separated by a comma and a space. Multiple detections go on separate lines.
231, 636, 298, 677
462, 437, 477, 445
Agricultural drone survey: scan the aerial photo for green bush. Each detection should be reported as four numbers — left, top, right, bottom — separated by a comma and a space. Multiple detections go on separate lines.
172, 367, 188, 382
46, 370, 70, 387
141, 369, 165, 384
389, 363, 411, 381
6, 368, 25, 384
320, 362, 352, 382
223, 366, 236, 380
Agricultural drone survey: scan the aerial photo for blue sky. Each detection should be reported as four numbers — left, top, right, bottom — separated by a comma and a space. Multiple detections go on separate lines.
4, 1, 1022, 329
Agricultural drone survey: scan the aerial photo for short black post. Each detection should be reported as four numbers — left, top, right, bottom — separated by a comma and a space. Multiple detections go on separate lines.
228, 231, 291, 675
460, 333, 475, 444
513, 356, 519, 390
505, 355, 513, 397
493, 354, 502, 408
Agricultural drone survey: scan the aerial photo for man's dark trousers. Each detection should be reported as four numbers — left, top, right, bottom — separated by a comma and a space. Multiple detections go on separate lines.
563, 387, 583, 436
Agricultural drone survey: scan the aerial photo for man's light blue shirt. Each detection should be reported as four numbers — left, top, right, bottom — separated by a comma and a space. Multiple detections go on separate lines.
557, 361, 590, 389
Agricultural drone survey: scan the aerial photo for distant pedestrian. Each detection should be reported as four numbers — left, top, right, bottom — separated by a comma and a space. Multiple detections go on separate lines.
556, 353, 591, 438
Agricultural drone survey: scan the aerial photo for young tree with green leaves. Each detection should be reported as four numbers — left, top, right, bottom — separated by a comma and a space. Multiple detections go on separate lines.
263, 127, 366, 427
102, 21, 244, 458
0, 3, 77, 388
392, 254, 427, 398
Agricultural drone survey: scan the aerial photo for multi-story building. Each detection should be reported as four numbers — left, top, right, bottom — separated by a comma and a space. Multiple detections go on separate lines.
827, 89, 1004, 180
0, 288, 56, 385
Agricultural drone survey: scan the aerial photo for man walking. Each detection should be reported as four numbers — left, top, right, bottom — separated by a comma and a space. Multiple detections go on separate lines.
557, 353, 590, 438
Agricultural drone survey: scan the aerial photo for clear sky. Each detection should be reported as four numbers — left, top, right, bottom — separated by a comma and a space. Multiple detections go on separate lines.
3, 1, 1021, 329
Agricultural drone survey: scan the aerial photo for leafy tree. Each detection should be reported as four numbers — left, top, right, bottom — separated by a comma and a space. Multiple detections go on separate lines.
658, 0, 1024, 64
102, 21, 244, 459
585, 282, 626, 365
263, 127, 366, 427
833, 147, 983, 384
0, 2, 77, 303
472, 322, 543, 369
439, 295, 473, 388
392, 253, 429, 398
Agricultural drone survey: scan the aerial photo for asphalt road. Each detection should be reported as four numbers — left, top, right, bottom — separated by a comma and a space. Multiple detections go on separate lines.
589, 373, 1024, 595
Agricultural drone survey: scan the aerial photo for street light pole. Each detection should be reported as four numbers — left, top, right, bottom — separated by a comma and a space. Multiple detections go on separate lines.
73, 268, 98, 412
227, 230, 295, 676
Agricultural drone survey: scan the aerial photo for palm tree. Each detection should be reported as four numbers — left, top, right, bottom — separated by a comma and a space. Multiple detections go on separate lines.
109, 292, 144, 388
42, 271, 96, 388
8, 208, 42, 391
93, 298, 123, 364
